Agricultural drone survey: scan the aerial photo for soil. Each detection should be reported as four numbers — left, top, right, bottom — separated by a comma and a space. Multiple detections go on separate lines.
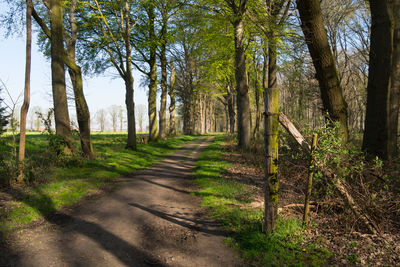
0, 137, 245, 267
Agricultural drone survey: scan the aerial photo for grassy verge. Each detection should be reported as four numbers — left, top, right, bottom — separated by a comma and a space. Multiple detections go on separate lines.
193, 135, 332, 266
0, 134, 200, 233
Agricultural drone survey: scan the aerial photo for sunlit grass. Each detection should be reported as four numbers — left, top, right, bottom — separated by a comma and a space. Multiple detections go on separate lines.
0, 133, 199, 233
194, 136, 332, 266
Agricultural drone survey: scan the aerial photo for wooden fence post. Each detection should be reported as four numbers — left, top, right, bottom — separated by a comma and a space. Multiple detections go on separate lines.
303, 133, 318, 227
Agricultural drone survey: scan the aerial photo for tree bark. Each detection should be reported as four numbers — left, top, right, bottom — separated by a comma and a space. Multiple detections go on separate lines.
232, 2, 251, 149
66, 0, 95, 159
148, 5, 158, 142
389, 1, 400, 158
169, 61, 176, 136
297, 0, 349, 142
264, 36, 279, 233
124, 1, 136, 150
363, 0, 399, 159
50, 0, 73, 151
159, 42, 167, 140
18, 0, 33, 182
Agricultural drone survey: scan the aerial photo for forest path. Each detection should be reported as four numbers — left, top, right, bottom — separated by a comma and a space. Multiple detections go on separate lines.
3, 136, 244, 267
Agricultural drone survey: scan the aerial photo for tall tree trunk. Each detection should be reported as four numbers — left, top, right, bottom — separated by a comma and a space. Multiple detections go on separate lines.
68, 67, 94, 157
264, 37, 279, 233
227, 84, 235, 134
159, 43, 167, 140
18, 0, 33, 182
253, 62, 261, 139
363, 0, 399, 159
50, 0, 73, 151
169, 61, 176, 136
124, 1, 136, 150
148, 6, 157, 142
66, 0, 94, 159
233, 17, 251, 149
297, 0, 349, 142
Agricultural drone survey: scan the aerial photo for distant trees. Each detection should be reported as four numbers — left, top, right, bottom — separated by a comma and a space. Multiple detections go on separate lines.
109, 105, 119, 133
0, 88, 9, 135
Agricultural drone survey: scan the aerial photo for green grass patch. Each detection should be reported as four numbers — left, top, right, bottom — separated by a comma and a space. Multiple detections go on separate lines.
194, 135, 332, 266
0, 134, 200, 233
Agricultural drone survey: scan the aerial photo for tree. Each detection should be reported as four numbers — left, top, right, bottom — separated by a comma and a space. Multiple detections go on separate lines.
130, 1, 158, 142
135, 104, 146, 133
96, 109, 106, 132
296, 0, 349, 142
17, 0, 33, 182
363, 0, 400, 160
84, 0, 137, 149
32, 0, 95, 159
109, 105, 119, 132
169, 61, 176, 136
225, 0, 251, 149
49, 0, 74, 153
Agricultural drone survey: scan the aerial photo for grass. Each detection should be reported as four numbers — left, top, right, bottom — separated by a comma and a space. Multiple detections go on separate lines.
193, 135, 332, 266
0, 133, 200, 233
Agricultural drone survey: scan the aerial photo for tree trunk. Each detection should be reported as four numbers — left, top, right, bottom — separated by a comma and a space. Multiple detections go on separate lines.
66, 0, 94, 159
389, 0, 400, 159
363, 0, 399, 160
159, 43, 167, 140
169, 61, 176, 136
253, 62, 261, 140
68, 67, 95, 158
148, 6, 157, 142
233, 16, 251, 149
297, 0, 349, 142
227, 84, 236, 134
124, 1, 136, 150
18, 0, 33, 182
50, 0, 73, 151
264, 37, 279, 233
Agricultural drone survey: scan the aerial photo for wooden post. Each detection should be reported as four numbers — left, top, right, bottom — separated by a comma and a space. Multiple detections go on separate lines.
303, 133, 318, 227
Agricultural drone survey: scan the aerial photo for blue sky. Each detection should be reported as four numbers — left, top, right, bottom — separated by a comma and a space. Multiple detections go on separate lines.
0, 31, 150, 129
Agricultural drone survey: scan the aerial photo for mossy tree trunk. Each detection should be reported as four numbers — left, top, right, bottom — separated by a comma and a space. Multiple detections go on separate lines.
264, 36, 279, 233
297, 0, 349, 142
50, 0, 73, 152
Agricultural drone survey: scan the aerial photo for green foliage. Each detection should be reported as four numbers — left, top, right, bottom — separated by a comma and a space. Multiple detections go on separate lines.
313, 121, 365, 184
194, 136, 332, 266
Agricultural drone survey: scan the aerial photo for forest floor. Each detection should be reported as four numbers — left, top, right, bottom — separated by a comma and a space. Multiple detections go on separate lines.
0, 136, 245, 267
220, 137, 400, 266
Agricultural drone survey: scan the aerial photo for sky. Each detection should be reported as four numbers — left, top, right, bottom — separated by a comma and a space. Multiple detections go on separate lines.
0, 31, 151, 130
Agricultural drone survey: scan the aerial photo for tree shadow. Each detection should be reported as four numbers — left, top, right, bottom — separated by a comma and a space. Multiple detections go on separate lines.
1, 187, 166, 266
128, 202, 228, 237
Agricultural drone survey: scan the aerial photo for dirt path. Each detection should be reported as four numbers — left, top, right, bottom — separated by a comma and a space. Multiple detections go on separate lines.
2, 137, 245, 267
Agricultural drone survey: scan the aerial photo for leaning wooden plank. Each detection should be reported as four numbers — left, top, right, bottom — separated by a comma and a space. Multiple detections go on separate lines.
278, 112, 311, 152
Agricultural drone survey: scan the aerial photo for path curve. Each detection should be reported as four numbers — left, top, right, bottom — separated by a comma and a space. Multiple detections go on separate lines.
3, 137, 245, 267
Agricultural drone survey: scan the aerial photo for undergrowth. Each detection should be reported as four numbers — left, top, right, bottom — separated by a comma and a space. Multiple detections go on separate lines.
194, 135, 332, 266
